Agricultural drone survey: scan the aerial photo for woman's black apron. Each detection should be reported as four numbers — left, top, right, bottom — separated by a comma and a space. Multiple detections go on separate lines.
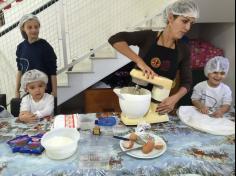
142, 32, 179, 91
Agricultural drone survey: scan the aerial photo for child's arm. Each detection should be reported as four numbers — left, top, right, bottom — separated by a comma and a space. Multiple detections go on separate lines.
191, 82, 209, 114
43, 41, 57, 97
34, 95, 54, 118
212, 85, 232, 118
19, 96, 37, 123
51, 75, 57, 97
211, 105, 231, 118
192, 100, 209, 114
15, 71, 22, 98
19, 111, 37, 123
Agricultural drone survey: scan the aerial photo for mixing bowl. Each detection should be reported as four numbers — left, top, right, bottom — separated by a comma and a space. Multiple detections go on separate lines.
41, 128, 80, 160
114, 87, 151, 118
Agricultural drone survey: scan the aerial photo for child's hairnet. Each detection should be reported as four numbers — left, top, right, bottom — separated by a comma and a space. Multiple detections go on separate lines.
204, 56, 230, 77
163, 0, 199, 23
21, 69, 48, 90
19, 14, 40, 39
19, 14, 40, 29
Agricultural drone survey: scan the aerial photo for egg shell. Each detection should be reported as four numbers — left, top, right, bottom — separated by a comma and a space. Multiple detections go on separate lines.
122, 140, 134, 149
155, 141, 164, 150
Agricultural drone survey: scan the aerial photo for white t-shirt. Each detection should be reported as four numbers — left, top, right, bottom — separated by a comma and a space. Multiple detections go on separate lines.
20, 93, 54, 118
191, 81, 232, 111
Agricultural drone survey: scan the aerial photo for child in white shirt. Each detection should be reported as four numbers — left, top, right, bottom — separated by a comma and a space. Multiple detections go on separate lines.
19, 69, 54, 123
191, 56, 232, 118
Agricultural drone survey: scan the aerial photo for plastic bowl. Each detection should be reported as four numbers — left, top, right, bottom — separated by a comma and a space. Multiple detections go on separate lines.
41, 128, 80, 160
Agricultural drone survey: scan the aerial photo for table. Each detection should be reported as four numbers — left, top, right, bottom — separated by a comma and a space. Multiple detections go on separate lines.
0, 112, 235, 176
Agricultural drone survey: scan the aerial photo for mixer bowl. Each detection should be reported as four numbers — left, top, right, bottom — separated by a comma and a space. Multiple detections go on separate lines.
114, 87, 151, 118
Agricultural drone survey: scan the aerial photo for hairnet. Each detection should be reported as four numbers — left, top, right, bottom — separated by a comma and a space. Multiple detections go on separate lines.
21, 69, 48, 90
19, 14, 40, 39
163, 0, 199, 23
204, 56, 230, 77
19, 14, 40, 29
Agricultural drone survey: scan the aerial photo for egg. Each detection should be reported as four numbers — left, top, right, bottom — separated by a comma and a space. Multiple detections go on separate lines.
129, 132, 138, 142
142, 139, 155, 154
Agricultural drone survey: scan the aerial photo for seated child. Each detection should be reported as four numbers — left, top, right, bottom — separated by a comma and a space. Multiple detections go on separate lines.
191, 56, 232, 118
19, 69, 54, 123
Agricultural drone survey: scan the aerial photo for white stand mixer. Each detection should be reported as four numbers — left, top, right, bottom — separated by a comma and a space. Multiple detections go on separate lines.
115, 68, 173, 125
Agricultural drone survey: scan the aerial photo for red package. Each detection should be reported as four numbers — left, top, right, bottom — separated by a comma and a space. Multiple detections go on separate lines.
190, 39, 224, 69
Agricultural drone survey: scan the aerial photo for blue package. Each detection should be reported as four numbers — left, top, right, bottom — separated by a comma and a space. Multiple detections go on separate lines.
7, 135, 30, 147
95, 117, 116, 126
7, 134, 45, 155
19, 140, 44, 154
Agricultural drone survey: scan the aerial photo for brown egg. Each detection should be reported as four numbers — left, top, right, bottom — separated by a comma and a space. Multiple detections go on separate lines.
122, 140, 134, 149
129, 132, 138, 142
155, 141, 164, 150
142, 139, 155, 154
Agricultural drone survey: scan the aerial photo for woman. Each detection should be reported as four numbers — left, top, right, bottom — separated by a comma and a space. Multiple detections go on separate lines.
108, 0, 199, 114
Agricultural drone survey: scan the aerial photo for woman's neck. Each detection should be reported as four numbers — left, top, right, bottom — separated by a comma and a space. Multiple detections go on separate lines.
159, 28, 176, 49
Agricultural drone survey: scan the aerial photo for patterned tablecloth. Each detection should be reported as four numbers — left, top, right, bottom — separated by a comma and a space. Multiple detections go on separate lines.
0, 112, 235, 176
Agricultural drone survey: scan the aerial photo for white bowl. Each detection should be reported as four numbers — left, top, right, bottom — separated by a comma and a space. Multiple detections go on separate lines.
114, 87, 151, 118
41, 128, 80, 160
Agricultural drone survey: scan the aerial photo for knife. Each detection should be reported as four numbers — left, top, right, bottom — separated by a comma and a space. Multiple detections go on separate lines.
113, 135, 146, 145
113, 135, 130, 141
118, 146, 143, 156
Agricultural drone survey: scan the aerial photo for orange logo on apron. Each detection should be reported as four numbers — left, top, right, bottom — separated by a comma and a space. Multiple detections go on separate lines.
150, 57, 161, 68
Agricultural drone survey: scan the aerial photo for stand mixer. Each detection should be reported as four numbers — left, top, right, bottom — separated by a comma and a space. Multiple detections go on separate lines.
120, 68, 173, 125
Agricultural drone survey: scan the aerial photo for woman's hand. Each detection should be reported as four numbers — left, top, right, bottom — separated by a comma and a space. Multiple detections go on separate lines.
137, 60, 156, 79
156, 95, 179, 114
19, 111, 37, 123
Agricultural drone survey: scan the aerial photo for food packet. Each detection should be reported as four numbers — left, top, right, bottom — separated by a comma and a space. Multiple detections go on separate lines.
7, 134, 44, 154
52, 114, 80, 129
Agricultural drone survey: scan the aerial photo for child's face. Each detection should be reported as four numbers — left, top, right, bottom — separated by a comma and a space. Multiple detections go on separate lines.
23, 19, 40, 41
26, 81, 46, 101
208, 71, 226, 87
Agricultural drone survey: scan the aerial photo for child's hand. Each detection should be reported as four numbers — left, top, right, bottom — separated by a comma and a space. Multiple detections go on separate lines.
19, 111, 38, 123
211, 110, 224, 118
199, 106, 209, 114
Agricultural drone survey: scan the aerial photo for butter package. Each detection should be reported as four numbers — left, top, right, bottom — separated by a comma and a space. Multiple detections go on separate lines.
52, 114, 80, 129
